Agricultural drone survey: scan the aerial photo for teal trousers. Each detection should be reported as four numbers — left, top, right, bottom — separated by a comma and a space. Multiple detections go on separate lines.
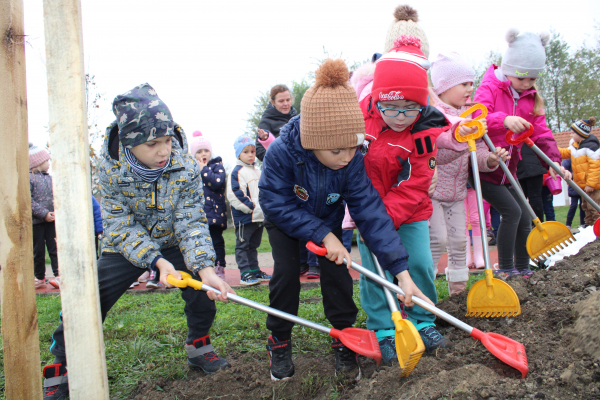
358, 220, 437, 339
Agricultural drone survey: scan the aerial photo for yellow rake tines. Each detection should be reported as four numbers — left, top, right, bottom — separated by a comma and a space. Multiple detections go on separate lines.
466, 270, 522, 318
390, 310, 425, 377
527, 219, 575, 263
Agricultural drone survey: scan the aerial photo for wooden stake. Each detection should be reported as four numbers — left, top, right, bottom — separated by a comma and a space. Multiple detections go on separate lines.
43, 0, 109, 398
0, 0, 43, 398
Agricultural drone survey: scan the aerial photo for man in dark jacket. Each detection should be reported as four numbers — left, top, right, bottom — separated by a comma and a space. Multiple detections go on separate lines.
255, 85, 297, 161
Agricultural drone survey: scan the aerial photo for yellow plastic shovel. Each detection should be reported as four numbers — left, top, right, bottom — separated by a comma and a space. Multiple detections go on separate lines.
371, 251, 424, 377
455, 104, 521, 318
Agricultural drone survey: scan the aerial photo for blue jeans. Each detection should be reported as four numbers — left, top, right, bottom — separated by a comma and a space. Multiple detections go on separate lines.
541, 186, 555, 222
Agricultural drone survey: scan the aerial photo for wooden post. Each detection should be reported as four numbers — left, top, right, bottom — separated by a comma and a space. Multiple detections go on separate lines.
0, 0, 43, 398
43, 0, 109, 398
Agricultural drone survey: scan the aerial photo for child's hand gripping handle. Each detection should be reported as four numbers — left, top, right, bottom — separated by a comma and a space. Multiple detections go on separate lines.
454, 104, 488, 151
505, 125, 534, 147
167, 271, 204, 290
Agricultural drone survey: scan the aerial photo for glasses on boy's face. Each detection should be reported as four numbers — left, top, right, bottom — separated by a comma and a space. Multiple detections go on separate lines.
376, 102, 422, 118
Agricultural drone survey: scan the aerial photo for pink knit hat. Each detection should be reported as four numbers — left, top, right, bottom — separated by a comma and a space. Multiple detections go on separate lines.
29, 143, 51, 169
430, 52, 475, 95
189, 131, 212, 156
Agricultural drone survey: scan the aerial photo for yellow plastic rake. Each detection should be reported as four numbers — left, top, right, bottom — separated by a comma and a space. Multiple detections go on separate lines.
503, 126, 576, 262
455, 104, 521, 318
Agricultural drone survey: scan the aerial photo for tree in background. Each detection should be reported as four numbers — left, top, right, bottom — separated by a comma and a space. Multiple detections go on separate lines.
537, 30, 600, 132
538, 31, 570, 132
85, 74, 108, 195
244, 79, 310, 140
473, 50, 502, 92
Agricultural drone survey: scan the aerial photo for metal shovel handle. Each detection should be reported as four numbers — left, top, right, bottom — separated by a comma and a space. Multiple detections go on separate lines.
529, 143, 600, 213
482, 134, 540, 220
371, 251, 400, 313
350, 259, 473, 334
167, 273, 332, 335
304, 242, 473, 334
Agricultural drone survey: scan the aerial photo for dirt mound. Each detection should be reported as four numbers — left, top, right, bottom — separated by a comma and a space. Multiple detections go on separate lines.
570, 291, 600, 360
134, 239, 600, 400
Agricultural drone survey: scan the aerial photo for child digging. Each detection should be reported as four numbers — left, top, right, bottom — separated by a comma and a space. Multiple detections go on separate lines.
258, 59, 431, 381
352, 36, 476, 362
227, 136, 271, 286
41, 83, 233, 400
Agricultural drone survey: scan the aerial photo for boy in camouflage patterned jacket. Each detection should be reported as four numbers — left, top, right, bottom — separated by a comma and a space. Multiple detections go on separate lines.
41, 83, 234, 400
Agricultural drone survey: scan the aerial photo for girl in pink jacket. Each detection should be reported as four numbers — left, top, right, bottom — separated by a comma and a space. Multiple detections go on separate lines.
429, 52, 507, 295
473, 29, 570, 278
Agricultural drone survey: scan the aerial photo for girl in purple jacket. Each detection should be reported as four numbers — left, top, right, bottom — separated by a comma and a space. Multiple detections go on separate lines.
473, 29, 570, 278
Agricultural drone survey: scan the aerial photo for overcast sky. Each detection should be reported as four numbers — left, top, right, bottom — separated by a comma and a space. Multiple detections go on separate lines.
24, 0, 600, 169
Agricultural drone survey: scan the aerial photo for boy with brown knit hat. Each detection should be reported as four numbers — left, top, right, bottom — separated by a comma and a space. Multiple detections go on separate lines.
258, 59, 431, 381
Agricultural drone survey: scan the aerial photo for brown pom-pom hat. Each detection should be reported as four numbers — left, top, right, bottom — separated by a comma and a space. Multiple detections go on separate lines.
300, 59, 366, 150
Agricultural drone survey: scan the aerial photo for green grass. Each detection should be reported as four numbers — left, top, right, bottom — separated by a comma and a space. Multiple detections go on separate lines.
0, 274, 479, 399
553, 204, 582, 229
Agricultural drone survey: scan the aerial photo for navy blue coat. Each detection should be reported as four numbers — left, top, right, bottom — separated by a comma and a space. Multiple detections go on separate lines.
258, 116, 409, 276
201, 156, 228, 228
562, 159, 579, 198
92, 196, 103, 235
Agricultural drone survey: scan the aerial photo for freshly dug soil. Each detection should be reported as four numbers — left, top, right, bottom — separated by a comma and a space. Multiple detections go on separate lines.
133, 239, 600, 400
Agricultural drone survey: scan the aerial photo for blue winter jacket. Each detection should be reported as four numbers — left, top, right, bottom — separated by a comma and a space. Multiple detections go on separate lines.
258, 116, 409, 276
201, 156, 227, 228
92, 196, 103, 235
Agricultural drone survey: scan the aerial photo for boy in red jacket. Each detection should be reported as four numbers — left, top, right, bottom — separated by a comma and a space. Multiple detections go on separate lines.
355, 35, 455, 361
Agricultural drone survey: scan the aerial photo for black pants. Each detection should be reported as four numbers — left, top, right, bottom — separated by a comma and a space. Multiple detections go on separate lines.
475, 178, 531, 271
234, 222, 263, 274
519, 175, 544, 222
566, 196, 586, 227
33, 222, 58, 280
209, 225, 226, 266
50, 247, 216, 360
265, 220, 358, 339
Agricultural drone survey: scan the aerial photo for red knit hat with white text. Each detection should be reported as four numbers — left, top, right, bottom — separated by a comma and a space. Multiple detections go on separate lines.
371, 35, 430, 107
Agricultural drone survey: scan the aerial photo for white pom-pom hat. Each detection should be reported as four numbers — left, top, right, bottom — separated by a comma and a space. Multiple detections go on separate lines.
501, 29, 551, 78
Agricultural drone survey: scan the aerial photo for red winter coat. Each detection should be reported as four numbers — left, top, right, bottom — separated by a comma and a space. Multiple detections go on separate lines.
359, 95, 451, 228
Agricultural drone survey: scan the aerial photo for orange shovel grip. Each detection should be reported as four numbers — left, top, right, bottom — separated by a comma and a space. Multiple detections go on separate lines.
454, 104, 488, 143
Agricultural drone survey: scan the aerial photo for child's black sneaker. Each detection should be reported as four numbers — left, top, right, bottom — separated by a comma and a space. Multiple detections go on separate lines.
306, 264, 320, 279
266, 335, 294, 381
299, 263, 309, 276
186, 335, 230, 373
254, 270, 272, 282
240, 271, 260, 286
43, 363, 69, 400
418, 326, 452, 353
378, 336, 398, 365
331, 338, 361, 380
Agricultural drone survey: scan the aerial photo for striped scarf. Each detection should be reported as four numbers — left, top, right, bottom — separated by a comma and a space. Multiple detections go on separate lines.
124, 148, 171, 183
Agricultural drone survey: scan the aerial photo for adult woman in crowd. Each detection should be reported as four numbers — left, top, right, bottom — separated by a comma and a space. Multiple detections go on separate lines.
256, 84, 297, 161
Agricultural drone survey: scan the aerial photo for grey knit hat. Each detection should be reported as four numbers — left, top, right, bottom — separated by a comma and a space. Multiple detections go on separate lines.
501, 29, 550, 78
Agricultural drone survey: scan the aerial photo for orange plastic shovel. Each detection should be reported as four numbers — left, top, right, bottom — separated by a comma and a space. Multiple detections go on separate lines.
167, 271, 382, 365
307, 242, 529, 378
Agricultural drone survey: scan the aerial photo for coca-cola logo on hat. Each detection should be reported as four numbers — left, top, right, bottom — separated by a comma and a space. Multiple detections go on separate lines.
379, 91, 404, 101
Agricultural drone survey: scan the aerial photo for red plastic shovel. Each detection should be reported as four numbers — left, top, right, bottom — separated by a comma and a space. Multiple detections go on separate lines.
167, 271, 382, 365
506, 126, 600, 238
307, 242, 529, 378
